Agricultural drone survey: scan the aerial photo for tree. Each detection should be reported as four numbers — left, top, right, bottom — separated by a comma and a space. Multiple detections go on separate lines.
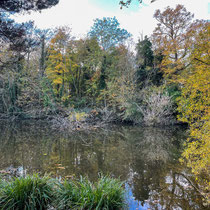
88, 17, 131, 104
0, 14, 33, 63
135, 36, 163, 88
0, 0, 59, 68
0, 16, 41, 114
177, 21, 210, 198
71, 37, 102, 100
0, 0, 59, 113
136, 36, 154, 69
46, 27, 72, 100
152, 5, 194, 81
88, 17, 131, 51
35, 29, 53, 76
104, 45, 138, 121
0, 0, 59, 13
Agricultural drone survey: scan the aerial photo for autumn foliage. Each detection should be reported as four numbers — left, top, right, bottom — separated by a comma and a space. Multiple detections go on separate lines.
152, 5, 194, 82
177, 22, 210, 197
152, 5, 210, 200
0, 4, 209, 203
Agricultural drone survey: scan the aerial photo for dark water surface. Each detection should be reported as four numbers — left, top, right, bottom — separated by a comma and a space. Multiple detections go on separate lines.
0, 121, 206, 209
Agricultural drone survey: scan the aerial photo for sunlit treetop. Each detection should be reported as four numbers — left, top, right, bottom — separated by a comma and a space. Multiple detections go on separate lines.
0, 0, 59, 13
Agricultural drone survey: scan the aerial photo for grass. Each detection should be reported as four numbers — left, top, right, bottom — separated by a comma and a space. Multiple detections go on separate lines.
0, 174, 54, 210
0, 174, 125, 210
55, 175, 125, 210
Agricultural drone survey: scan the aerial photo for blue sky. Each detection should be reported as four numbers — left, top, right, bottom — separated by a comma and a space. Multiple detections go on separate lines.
89, 0, 142, 12
14, 0, 210, 42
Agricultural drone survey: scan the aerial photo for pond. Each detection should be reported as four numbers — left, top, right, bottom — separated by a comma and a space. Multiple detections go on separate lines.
0, 121, 206, 209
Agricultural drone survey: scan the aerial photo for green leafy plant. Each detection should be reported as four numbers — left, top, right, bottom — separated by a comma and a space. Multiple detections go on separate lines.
0, 174, 55, 210
54, 175, 125, 210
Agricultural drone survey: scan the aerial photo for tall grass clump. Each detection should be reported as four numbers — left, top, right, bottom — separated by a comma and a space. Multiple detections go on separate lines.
93, 175, 125, 209
54, 180, 82, 209
55, 175, 125, 210
0, 174, 54, 210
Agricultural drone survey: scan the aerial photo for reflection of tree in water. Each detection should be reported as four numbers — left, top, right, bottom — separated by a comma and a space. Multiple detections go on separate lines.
0, 121, 56, 173
0, 123, 130, 181
0, 122, 206, 209
138, 128, 177, 162
155, 167, 207, 209
121, 127, 179, 205
126, 127, 206, 209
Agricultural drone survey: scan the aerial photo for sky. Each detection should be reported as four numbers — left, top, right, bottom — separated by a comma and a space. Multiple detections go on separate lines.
14, 0, 210, 42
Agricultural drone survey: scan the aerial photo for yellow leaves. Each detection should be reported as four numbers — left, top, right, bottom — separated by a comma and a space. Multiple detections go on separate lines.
182, 134, 210, 175
55, 62, 65, 70
177, 55, 210, 126
73, 63, 79, 68
45, 29, 74, 100
177, 22, 210, 200
52, 78, 62, 85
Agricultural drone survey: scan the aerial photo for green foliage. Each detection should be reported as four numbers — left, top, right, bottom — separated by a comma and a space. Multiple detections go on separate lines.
0, 174, 54, 210
0, 175, 125, 210
166, 84, 181, 102
0, 74, 22, 115
121, 101, 143, 123
135, 37, 163, 89
69, 97, 88, 108
40, 77, 56, 109
54, 175, 125, 210
136, 67, 163, 89
136, 36, 154, 69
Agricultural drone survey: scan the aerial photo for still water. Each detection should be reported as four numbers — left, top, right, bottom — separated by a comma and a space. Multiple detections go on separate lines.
0, 121, 206, 209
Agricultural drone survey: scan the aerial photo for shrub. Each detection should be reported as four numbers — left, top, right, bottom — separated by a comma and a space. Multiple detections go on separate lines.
139, 88, 175, 126
0, 174, 54, 210
121, 101, 143, 124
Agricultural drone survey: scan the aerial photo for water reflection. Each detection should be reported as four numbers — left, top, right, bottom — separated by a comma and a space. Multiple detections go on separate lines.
0, 121, 206, 209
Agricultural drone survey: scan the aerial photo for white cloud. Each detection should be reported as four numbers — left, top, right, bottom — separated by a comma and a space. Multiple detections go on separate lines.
14, 0, 210, 41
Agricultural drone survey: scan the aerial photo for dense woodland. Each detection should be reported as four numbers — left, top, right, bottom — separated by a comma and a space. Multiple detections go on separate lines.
0, 0, 209, 203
